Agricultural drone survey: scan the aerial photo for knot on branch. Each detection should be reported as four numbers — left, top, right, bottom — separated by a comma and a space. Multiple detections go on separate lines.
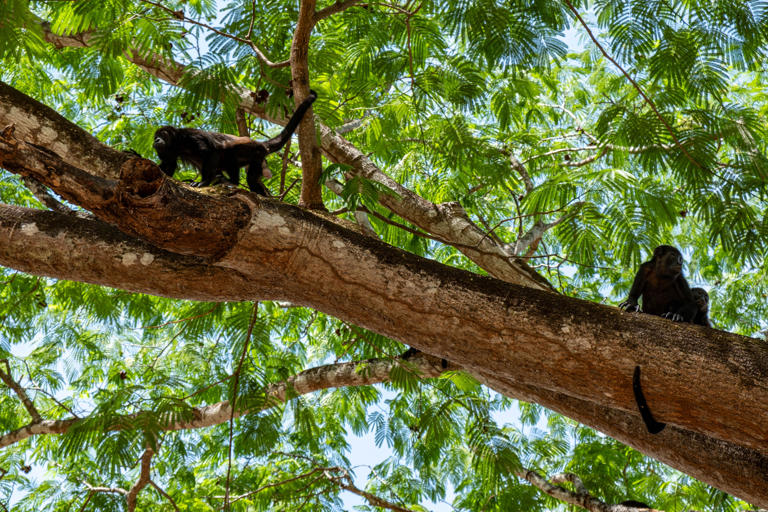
117, 158, 164, 198
1, 123, 16, 140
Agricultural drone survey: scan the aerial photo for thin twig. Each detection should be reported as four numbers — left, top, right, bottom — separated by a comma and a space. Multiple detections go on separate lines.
23, 359, 79, 417
563, 0, 705, 172
224, 302, 260, 511
278, 177, 301, 200
314, 0, 365, 22
150, 480, 181, 512
225, 467, 330, 504
139, 0, 289, 68
139, 304, 220, 329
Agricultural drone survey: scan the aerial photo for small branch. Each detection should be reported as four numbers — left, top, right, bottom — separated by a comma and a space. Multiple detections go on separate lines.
150, 480, 180, 512
563, 0, 705, 173
246, 0, 257, 41
543, 103, 601, 145
139, 0, 290, 68
126, 447, 154, 512
521, 140, 707, 167
327, 467, 418, 512
314, 0, 365, 22
278, 177, 301, 200
509, 156, 533, 194
353, 210, 380, 238
521, 468, 603, 510
225, 467, 330, 504
82, 482, 128, 495
563, 147, 608, 167
336, 116, 369, 134
235, 108, 249, 137
0, 359, 42, 423
25, 381, 79, 418
512, 203, 584, 256
324, 179, 379, 237
520, 468, 662, 511
475, 212, 506, 246
550, 473, 588, 494
0, 352, 450, 450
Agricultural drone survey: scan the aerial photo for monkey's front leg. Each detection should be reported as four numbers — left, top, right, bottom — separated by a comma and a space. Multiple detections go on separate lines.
619, 265, 647, 313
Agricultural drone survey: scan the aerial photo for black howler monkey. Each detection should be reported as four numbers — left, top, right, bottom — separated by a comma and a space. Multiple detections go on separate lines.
689, 287, 711, 327
152, 90, 317, 195
618, 245, 697, 323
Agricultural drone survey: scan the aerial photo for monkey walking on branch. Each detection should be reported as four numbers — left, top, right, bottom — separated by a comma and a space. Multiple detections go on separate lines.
153, 90, 317, 195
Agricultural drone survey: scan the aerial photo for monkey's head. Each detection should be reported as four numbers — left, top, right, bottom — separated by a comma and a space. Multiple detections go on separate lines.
691, 287, 709, 312
651, 245, 683, 277
152, 126, 178, 155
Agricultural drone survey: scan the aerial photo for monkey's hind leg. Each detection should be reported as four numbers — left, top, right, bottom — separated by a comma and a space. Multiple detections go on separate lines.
632, 366, 666, 434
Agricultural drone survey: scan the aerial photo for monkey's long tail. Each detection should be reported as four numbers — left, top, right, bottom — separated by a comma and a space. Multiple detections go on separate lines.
632, 366, 666, 434
264, 90, 318, 153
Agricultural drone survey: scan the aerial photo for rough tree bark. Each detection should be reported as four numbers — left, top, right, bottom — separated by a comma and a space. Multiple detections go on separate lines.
0, 96, 767, 505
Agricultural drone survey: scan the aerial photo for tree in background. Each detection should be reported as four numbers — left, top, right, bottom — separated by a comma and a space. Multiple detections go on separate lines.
0, 0, 767, 510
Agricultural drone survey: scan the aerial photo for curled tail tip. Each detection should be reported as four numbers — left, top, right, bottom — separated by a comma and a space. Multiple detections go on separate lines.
632, 365, 667, 435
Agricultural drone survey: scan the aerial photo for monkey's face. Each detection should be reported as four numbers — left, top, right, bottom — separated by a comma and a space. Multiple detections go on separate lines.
653, 246, 683, 277
692, 289, 709, 312
152, 127, 176, 153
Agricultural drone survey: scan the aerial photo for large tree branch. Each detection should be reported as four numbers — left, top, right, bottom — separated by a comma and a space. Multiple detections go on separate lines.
1, 130, 768, 505
316, 128, 552, 289
0, 79, 132, 175
22, 20, 551, 290
0, 204, 261, 302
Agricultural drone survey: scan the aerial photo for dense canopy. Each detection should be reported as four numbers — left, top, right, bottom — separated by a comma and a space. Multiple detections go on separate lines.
0, 0, 767, 511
